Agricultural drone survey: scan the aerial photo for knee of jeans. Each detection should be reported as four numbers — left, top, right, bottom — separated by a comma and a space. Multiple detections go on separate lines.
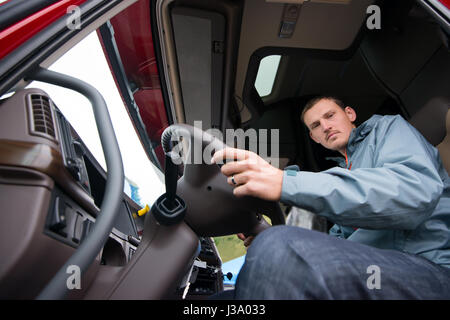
242, 227, 326, 283
248, 225, 304, 258
242, 226, 294, 274
248, 225, 333, 263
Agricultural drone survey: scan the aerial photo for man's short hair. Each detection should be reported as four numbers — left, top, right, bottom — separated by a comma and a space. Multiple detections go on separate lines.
301, 96, 346, 124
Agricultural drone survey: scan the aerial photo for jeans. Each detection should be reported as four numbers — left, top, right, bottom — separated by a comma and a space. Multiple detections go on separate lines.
234, 226, 450, 299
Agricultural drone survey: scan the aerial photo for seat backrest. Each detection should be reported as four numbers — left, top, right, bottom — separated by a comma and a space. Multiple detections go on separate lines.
409, 96, 450, 173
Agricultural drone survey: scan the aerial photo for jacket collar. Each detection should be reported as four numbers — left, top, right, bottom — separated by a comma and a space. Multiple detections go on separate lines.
327, 115, 382, 166
347, 114, 382, 153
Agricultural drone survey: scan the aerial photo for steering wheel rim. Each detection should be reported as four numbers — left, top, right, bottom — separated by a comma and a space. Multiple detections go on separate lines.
31, 68, 124, 300
161, 123, 285, 237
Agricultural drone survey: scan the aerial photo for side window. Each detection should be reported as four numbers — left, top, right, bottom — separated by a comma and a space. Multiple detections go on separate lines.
255, 55, 281, 97
27, 31, 164, 207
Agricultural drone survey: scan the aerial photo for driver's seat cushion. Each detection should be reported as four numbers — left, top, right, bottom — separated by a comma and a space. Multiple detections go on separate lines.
409, 96, 450, 174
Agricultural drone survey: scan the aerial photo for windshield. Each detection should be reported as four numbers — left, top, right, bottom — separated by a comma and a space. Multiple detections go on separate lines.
27, 31, 164, 207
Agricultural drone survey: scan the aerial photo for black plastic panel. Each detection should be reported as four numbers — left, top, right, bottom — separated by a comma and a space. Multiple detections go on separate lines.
44, 186, 94, 248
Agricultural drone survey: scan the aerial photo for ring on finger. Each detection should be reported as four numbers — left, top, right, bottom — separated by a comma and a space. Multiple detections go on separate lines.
231, 175, 237, 185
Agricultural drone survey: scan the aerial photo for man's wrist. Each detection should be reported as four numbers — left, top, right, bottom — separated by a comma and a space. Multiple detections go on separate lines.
280, 166, 300, 203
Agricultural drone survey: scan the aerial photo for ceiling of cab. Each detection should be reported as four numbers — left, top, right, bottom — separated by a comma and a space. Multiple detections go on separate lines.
234, 0, 376, 98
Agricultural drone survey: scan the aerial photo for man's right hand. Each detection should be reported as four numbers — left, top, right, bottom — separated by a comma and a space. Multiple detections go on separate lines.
237, 233, 255, 248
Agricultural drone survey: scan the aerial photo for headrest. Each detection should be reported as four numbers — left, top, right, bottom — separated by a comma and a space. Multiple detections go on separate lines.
409, 97, 450, 146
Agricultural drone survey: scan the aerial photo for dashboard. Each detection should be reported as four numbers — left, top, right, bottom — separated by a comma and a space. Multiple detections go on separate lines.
0, 87, 223, 299
0, 88, 143, 298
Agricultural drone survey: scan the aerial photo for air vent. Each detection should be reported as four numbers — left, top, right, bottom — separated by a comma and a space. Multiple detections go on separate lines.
28, 94, 56, 139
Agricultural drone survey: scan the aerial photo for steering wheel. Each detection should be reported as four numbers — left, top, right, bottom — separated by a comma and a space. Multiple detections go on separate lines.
161, 124, 285, 237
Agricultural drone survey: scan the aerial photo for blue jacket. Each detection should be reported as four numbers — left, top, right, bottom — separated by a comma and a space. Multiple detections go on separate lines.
281, 114, 450, 268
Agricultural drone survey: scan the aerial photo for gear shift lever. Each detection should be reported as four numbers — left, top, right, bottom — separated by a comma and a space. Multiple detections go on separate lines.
151, 154, 186, 225
164, 154, 178, 210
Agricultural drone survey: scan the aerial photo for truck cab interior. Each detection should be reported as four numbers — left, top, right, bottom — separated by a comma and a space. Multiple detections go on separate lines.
0, 0, 449, 300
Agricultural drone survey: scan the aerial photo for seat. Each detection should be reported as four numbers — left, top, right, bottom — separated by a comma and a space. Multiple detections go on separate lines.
409, 96, 450, 174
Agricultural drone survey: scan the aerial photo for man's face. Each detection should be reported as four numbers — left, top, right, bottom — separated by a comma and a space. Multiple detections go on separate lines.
303, 99, 357, 155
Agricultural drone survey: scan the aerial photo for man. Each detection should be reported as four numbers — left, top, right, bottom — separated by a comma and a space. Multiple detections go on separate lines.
212, 96, 450, 299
